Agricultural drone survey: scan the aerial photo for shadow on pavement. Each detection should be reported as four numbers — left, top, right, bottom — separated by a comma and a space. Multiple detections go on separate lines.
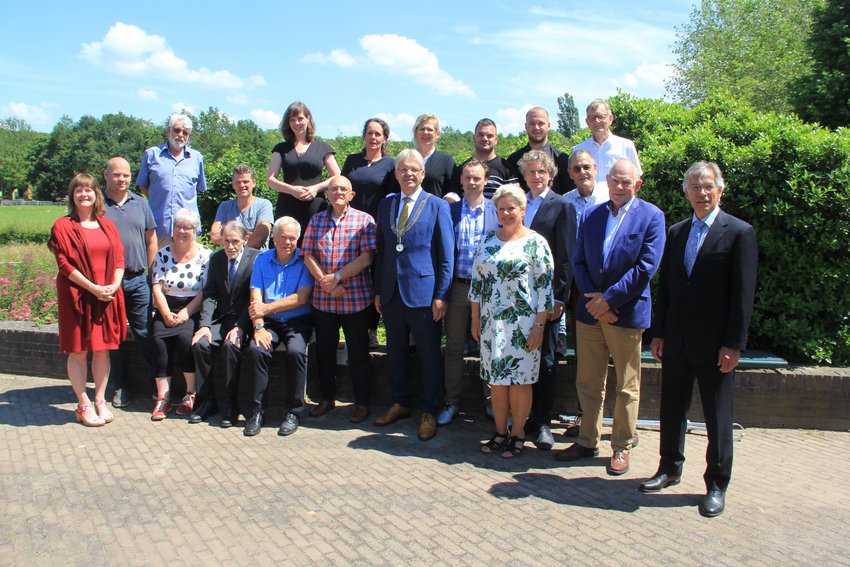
489, 472, 702, 512
0, 383, 77, 427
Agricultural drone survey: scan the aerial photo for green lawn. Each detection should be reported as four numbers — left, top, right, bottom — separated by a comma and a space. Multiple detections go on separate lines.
0, 205, 64, 246
0, 204, 65, 231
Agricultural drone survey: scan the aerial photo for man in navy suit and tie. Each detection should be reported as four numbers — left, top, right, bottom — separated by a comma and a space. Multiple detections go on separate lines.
373, 149, 454, 441
640, 161, 757, 518
189, 220, 258, 426
558, 159, 665, 476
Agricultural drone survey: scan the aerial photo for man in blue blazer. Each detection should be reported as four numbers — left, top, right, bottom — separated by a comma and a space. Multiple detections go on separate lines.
373, 149, 454, 441
558, 159, 665, 476
640, 161, 757, 518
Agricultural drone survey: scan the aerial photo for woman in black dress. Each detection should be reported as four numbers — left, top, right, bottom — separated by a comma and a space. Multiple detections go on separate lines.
412, 112, 456, 198
266, 101, 341, 234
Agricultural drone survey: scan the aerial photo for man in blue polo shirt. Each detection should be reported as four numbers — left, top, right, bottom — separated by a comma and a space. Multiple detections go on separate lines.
244, 216, 314, 438
103, 156, 158, 408
137, 113, 207, 242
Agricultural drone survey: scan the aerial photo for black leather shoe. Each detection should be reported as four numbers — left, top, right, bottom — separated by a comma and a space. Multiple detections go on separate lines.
188, 399, 218, 424
699, 489, 726, 517
278, 412, 299, 436
243, 412, 263, 436
639, 472, 682, 493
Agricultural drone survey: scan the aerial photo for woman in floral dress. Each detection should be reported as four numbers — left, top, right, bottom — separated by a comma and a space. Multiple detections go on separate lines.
470, 184, 554, 458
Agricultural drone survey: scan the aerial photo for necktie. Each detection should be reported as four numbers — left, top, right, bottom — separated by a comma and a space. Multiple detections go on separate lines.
684, 219, 705, 276
398, 196, 412, 231
228, 258, 237, 289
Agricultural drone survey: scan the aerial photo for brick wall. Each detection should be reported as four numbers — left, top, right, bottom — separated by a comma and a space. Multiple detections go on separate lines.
1, 322, 848, 430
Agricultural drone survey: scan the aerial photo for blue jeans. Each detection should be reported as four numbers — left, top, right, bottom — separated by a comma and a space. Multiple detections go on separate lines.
108, 272, 155, 391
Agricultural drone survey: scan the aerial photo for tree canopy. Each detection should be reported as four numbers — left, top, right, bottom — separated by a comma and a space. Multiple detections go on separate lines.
556, 93, 580, 138
667, 0, 817, 114
793, 0, 850, 128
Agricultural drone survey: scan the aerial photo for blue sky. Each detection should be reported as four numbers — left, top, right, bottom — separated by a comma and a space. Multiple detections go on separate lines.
1, 0, 691, 139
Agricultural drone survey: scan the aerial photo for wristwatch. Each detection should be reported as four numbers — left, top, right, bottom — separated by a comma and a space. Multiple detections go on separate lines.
334, 272, 342, 282
254, 322, 265, 330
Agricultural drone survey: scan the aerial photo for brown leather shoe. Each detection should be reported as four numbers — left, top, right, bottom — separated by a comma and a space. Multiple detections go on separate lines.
418, 412, 437, 441
373, 403, 411, 426
309, 400, 335, 417
555, 443, 599, 462
350, 405, 370, 424
607, 450, 630, 475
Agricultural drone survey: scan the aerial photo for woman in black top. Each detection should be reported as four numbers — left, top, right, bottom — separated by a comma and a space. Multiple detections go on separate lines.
266, 101, 341, 233
412, 113, 456, 198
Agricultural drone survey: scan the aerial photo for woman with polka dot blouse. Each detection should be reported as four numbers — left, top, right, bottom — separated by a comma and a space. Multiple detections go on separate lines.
150, 208, 212, 421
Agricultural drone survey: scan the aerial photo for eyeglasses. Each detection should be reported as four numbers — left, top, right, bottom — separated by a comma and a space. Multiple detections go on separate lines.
587, 113, 610, 122
171, 127, 191, 136
327, 185, 351, 194
686, 184, 718, 193
174, 224, 196, 232
398, 167, 422, 174
571, 164, 594, 172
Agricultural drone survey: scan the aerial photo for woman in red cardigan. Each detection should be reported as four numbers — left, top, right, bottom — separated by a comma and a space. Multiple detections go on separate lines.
49, 173, 127, 427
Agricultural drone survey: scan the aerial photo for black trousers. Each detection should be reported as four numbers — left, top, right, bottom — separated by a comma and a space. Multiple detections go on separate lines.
659, 354, 735, 491
191, 320, 245, 407
245, 316, 311, 416
313, 307, 373, 406
531, 319, 559, 427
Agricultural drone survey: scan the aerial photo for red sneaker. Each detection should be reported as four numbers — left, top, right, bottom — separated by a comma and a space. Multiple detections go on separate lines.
151, 398, 172, 421
176, 393, 196, 416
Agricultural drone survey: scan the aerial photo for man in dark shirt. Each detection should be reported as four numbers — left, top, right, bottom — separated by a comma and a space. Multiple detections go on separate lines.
447, 118, 518, 201
103, 156, 158, 408
506, 107, 572, 194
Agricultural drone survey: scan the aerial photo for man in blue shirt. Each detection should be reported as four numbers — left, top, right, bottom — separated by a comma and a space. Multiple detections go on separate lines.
244, 217, 314, 437
439, 160, 499, 426
137, 113, 207, 242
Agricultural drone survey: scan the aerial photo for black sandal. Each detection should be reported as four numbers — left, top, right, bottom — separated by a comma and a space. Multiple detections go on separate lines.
500, 436, 525, 458
481, 432, 508, 454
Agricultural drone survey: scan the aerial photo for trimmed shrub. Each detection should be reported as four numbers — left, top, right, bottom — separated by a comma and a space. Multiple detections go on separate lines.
611, 92, 850, 363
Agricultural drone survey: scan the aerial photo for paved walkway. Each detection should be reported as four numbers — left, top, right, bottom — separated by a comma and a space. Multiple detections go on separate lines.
1, 373, 848, 566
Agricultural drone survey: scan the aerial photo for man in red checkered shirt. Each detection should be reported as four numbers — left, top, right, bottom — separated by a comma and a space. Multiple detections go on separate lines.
302, 175, 377, 424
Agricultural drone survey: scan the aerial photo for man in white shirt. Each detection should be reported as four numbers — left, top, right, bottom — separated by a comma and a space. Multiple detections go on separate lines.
572, 99, 642, 184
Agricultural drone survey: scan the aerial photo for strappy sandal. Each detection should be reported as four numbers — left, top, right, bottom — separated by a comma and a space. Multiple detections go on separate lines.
481, 432, 508, 454
94, 400, 114, 423
75, 405, 105, 427
501, 436, 525, 458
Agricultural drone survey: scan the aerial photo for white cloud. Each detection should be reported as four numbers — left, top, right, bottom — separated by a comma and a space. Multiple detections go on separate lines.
251, 108, 282, 129
137, 88, 158, 100
171, 101, 195, 115
247, 75, 267, 88
0, 101, 52, 129
226, 94, 250, 105
81, 22, 267, 90
613, 63, 674, 91
301, 48, 357, 67
301, 34, 473, 98
375, 112, 416, 141
528, 6, 570, 18
495, 104, 535, 135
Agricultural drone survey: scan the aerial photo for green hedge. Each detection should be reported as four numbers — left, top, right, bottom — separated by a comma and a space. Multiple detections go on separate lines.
610, 92, 850, 364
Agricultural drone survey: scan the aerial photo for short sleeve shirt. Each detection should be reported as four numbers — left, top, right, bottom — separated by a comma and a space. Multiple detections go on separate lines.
249, 248, 313, 323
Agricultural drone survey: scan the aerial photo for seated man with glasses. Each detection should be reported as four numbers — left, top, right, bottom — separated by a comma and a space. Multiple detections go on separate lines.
572, 99, 642, 185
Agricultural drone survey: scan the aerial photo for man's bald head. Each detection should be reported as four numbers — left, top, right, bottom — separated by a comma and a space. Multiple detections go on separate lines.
104, 157, 132, 195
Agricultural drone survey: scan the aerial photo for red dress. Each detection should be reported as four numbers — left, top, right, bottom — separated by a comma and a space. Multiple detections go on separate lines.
49, 216, 127, 354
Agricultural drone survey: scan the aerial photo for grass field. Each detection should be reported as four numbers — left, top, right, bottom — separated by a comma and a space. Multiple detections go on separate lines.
0, 205, 65, 230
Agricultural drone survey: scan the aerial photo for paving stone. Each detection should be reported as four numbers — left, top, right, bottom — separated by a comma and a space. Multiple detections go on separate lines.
1, 372, 848, 565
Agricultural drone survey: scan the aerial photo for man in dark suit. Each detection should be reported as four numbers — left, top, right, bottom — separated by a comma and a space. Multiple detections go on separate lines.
189, 220, 258, 426
373, 148, 454, 441
558, 159, 665, 476
516, 149, 576, 450
640, 161, 757, 518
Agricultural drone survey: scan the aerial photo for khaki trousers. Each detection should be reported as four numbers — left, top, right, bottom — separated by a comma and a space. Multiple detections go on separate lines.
576, 320, 643, 451
443, 280, 490, 406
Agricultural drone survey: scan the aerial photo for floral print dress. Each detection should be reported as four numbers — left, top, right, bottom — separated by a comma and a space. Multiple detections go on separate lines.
469, 231, 554, 386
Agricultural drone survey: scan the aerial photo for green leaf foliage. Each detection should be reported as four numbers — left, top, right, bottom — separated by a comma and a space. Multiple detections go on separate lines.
611, 92, 850, 364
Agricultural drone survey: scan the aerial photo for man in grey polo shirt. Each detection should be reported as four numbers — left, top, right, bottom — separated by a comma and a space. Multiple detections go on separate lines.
103, 156, 158, 407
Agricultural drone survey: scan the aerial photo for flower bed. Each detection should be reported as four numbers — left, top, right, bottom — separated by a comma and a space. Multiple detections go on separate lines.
0, 257, 58, 325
